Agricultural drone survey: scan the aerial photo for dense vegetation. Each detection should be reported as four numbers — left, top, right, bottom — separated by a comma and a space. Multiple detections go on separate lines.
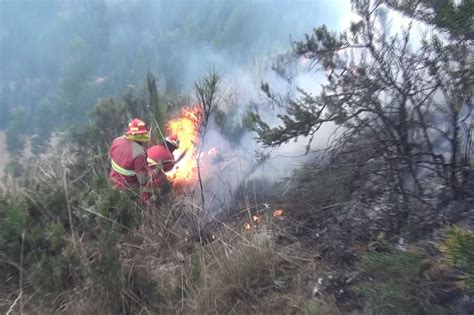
0, 0, 338, 154
1, 0, 473, 313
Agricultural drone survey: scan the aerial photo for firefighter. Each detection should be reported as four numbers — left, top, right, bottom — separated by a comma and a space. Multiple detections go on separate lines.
142, 135, 181, 203
109, 118, 150, 190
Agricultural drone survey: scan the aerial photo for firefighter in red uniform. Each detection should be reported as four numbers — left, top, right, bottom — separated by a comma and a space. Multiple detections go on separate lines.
142, 135, 181, 203
109, 118, 150, 190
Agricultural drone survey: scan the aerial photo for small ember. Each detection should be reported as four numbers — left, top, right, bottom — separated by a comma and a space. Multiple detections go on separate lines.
272, 209, 284, 217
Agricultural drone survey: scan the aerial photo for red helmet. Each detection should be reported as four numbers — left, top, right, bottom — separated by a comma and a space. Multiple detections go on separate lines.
125, 118, 149, 135
165, 135, 180, 148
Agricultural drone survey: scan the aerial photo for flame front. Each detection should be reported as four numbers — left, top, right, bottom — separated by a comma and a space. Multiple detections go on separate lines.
166, 106, 202, 186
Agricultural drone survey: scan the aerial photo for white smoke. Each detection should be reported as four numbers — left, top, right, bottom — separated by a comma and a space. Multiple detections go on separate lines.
190, 56, 337, 215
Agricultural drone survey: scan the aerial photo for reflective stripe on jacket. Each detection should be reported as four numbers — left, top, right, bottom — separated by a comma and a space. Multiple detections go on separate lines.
111, 159, 136, 176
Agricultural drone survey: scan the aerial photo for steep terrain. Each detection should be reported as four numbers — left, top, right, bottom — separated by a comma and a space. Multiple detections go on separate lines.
0, 0, 472, 313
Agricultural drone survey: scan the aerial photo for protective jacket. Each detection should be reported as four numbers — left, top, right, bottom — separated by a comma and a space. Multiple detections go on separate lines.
146, 144, 176, 172
109, 136, 148, 189
141, 143, 175, 202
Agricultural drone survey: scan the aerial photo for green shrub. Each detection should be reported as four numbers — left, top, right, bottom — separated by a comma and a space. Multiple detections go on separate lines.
3, 199, 28, 238
287, 163, 355, 208
32, 247, 78, 296
0, 198, 28, 261
356, 247, 457, 315
357, 249, 421, 314
439, 226, 474, 291
90, 226, 123, 312
358, 280, 413, 315
95, 187, 141, 229
358, 249, 422, 279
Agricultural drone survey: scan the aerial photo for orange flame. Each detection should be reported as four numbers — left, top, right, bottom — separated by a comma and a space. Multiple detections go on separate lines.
244, 222, 252, 231
166, 106, 202, 186
164, 105, 221, 189
272, 209, 284, 217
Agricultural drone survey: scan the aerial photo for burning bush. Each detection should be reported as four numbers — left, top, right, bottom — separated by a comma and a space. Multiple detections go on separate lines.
165, 105, 203, 187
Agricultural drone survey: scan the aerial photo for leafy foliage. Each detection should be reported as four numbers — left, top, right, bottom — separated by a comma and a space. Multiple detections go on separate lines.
358, 248, 422, 278
69, 72, 167, 161
439, 226, 474, 291
253, 88, 331, 152
385, 0, 474, 39
357, 247, 455, 314
195, 68, 221, 133
255, 0, 473, 208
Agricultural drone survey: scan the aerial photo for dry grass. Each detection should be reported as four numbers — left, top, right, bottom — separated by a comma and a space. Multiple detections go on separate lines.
2, 189, 334, 314
192, 232, 283, 314
102, 202, 318, 314
1, 142, 342, 314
